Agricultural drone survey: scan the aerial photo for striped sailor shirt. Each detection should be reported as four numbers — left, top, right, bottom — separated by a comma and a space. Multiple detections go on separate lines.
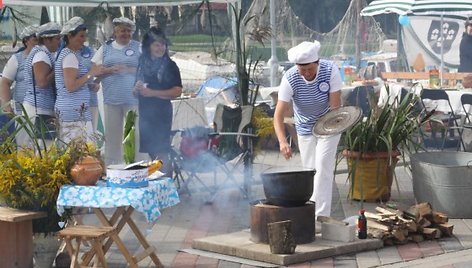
278, 59, 342, 136
100, 40, 140, 105
23, 45, 56, 113
54, 48, 91, 122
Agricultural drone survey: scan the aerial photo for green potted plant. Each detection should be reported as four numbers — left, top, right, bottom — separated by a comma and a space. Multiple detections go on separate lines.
342, 86, 430, 202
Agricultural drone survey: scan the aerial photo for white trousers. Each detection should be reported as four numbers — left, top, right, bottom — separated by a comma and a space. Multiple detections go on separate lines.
59, 121, 93, 144
297, 133, 341, 218
90, 106, 100, 133
21, 102, 54, 149
103, 104, 148, 165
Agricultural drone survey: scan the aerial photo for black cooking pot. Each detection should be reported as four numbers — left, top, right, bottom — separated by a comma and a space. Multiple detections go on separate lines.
260, 168, 315, 206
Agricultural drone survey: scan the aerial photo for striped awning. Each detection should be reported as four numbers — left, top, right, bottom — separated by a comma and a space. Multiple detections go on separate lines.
409, 0, 472, 17
2, 0, 235, 7
361, 0, 472, 17
360, 0, 415, 16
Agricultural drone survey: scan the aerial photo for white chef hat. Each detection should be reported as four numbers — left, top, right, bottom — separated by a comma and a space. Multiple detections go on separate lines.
19, 25, 38, 39
288, 40, 321, 64
112, 17, 136, 32
61, 16, 87, 35
37, 22, 61, 38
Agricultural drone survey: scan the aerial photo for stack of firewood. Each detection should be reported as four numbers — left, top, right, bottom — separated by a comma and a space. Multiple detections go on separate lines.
365, 202, 454, 245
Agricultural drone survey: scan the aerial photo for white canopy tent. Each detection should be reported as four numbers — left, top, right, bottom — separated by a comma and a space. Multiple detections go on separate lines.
3, 0, 235, 7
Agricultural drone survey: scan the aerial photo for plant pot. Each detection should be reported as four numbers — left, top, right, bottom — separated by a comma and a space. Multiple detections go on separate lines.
33, 233, 61, 268
70, 156, 103, 185
343, 150, 399, 202
260, 168, 315, 206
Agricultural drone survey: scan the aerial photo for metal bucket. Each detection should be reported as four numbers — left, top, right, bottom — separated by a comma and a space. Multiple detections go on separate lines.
411, 152, 472, 218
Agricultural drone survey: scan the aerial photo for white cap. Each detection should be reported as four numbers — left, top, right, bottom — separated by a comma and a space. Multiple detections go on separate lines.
61, 17, 86, 35
112, 17, 136, 32
288, 40, 321, 64
19, 25, 38, 39
37, 22, 61, 37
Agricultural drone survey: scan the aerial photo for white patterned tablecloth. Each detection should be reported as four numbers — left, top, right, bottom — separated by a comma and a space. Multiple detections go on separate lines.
57, 177, 180, 222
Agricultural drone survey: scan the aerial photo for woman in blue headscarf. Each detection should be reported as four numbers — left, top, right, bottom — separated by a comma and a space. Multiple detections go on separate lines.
134, 27, 182, 175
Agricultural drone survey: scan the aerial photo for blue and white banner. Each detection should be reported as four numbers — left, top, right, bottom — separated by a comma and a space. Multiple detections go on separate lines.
402, 16, 466, 70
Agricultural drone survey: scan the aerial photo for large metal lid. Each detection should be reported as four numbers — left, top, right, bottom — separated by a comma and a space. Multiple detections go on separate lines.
312, 106, 363, 137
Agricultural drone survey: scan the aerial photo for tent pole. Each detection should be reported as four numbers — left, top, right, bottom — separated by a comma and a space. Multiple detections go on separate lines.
397, 19, 402, 71
440, 13, 444, 87
268, 0, 279, 87
355, 0, 362, 71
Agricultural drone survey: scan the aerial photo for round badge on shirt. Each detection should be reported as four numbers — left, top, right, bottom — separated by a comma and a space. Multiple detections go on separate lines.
319, 82, 330, 93
125, 49, 135, 56
81, 51, 91, 58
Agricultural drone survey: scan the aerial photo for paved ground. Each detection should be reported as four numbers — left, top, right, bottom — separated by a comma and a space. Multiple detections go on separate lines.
85, 150, 472, 268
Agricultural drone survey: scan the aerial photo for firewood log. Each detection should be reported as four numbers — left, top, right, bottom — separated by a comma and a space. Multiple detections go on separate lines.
410, 234, 425, 243
414, 203, 433, 220
418, 217, 432, 228
435, 223, 454, 237
367, 219, 391, 232
364, 211, 383, 221
432, 211, 449, 224
423, 228, 441, 239
375, 207, 397, 217
406, 221, 418, 233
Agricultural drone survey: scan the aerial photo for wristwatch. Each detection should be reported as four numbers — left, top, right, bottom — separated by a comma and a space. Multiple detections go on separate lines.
86, 74, 92, 80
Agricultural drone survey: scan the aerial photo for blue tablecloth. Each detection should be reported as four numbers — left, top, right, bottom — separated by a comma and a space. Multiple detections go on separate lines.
57, 177, 180, 222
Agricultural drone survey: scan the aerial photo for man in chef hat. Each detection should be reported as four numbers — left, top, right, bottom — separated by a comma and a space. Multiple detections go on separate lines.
273, 40, 343, 218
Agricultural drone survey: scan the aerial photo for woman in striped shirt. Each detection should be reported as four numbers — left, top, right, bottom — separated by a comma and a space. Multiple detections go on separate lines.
91, 17, 142, 164
0, 26, 38, 146
55, 17, 99, 143
22, 22, 61, 146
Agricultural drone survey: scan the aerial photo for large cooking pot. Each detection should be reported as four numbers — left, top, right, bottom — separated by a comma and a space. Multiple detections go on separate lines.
260, 168, 315, 206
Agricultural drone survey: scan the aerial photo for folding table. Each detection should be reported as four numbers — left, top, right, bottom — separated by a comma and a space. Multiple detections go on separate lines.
57, 177, 180, 267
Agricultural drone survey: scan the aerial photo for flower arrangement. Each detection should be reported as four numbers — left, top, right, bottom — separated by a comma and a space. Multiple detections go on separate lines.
0, 109, 101, 234
0, 144, 71, 233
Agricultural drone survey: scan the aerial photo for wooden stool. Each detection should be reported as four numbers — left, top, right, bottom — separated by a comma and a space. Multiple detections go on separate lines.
58, 225, 117, 268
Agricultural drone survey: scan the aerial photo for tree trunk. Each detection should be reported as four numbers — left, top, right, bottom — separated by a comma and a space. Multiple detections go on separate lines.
267, 220, 296, 254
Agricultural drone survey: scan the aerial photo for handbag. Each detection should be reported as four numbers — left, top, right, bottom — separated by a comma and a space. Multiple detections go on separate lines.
34, 114, 57, 140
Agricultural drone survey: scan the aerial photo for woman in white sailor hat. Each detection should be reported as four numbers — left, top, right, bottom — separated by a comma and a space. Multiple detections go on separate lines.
22, 22, 62, 145
54, 17, 99, 143
273, 40, 343, 218
91, 16, 144, 164
1, 26, 38, 114
0, 25, 38, 146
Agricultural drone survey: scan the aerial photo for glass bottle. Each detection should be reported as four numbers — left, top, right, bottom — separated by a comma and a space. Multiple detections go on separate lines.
358, 209, 367, 239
